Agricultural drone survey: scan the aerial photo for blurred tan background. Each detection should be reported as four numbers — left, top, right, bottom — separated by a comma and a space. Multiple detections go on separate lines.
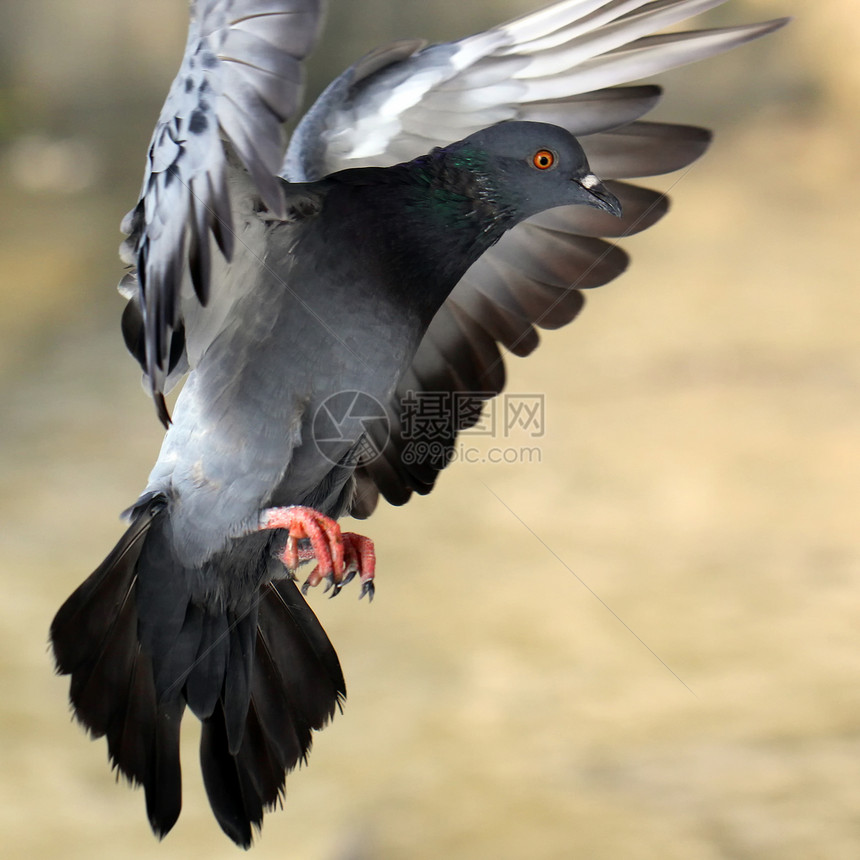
1, 1, 858, 858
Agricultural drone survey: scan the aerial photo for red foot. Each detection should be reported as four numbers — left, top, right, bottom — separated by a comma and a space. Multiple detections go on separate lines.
258, 506, 376, 600
259, 505, 343, 577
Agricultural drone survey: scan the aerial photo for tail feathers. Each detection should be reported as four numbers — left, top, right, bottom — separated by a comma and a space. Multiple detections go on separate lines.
222, 607, 257, 753
181, 602, 257, 752
52, 506, 346, 847
118, 651, 184, 837
51, 502, 156, 675
50, 500, 184, 838
200, 578, 347, 847
200, 703, 265, 848
131, 515, 258, 753
133, 513, 201, 703
183, 606, 231, 719
257, 577, 346, 744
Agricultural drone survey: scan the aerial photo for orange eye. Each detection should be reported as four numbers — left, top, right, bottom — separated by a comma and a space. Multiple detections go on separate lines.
532, 149, 555, 170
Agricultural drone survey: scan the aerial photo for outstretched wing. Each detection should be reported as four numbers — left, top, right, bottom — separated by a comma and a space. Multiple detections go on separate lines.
282, 0, 787, 516
120, 0, 324, 423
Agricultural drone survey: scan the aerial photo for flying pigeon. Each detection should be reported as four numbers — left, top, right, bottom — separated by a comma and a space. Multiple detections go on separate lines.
50, 0, 786, 847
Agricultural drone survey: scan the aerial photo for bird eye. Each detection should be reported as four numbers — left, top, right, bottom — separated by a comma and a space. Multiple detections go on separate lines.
532, 149, 555, 170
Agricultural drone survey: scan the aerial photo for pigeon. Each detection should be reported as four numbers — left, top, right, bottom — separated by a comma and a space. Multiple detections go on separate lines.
50, 0, 787, 847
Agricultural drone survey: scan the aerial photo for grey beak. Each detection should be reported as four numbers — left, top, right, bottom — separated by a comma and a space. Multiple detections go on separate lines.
578, 174, 622, 218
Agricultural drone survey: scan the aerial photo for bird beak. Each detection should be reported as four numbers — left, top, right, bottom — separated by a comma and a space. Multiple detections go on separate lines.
577, 174, 622, 218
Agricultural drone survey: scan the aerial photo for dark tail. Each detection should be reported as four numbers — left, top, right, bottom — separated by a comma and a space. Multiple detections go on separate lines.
50, 499, 346, 847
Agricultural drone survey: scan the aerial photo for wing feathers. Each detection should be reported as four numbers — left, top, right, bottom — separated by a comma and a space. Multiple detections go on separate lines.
280, 1, 783, 512
581, 122, 711, 178
517, 85, 662, 134
121, 0, 324, 415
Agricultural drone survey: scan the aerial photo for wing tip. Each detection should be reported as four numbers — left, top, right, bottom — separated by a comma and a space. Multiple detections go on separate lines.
154, 392, 172, 429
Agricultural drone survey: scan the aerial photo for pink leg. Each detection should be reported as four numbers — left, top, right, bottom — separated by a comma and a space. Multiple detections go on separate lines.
258, 506, 376, 599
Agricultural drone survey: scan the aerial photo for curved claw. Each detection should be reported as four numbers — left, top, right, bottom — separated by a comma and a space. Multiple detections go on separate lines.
342, 532, 376, 600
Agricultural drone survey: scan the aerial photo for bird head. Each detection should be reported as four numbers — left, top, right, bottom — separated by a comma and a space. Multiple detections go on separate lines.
441, 120, 621, 222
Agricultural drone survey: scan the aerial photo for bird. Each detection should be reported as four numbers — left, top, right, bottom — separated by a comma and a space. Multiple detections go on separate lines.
49, 0, 787, 848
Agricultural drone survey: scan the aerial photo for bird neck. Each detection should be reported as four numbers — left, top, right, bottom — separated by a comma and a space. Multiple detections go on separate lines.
406, 146, 520, 253
341, 152, 520, 311
313, 152, 523, 331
